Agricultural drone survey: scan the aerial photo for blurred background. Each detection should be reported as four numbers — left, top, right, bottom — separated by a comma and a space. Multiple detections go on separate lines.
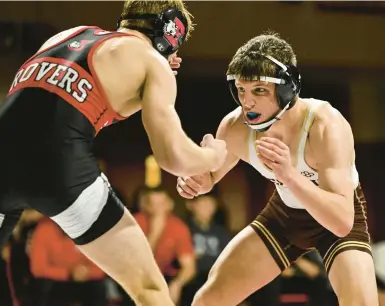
0, 1, 384, 306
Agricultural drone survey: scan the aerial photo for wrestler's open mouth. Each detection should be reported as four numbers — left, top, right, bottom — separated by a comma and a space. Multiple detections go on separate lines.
246, 112, 261, 123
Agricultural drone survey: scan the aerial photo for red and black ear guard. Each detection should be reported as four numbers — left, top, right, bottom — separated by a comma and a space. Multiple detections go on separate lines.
117, 7, 188, 57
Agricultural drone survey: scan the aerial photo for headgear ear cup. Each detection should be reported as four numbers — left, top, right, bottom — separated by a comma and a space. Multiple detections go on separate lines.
153, 8, 188, 55
117, 8, 188, 57
226, 54, 301, 132
227, 55, 301, 110
275, 65, 300, 110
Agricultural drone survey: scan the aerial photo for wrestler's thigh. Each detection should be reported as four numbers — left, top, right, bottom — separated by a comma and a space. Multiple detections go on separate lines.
193, 226, 281, 306
329, 250, 378, 306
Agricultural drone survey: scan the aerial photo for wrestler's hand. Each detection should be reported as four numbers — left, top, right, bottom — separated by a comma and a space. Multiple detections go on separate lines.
201, 134, 227, 172
176, 173, 213, 199
168, 54, 182, 76
256, 137, 296, 185
176, 134, 225, 198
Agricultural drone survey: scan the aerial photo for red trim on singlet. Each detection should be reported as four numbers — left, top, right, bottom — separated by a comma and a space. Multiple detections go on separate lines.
8, 27, 146, 134
26, 26, 99, 64
8, 57, 107, 129
87, 31, 146, 121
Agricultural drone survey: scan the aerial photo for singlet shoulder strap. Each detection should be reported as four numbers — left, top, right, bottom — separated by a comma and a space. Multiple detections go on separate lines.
297, 99, 328, 161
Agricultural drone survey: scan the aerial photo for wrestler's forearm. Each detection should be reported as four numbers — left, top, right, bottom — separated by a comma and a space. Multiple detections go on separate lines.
174, 143, 219, 176
286, 172, 354, 237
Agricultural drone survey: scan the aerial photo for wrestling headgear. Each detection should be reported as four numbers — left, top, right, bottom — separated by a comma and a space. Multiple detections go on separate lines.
227, 54, 301, 132
117, 7, 188, 57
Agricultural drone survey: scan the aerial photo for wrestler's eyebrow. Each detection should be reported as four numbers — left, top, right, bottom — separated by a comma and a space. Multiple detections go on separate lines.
252, 83, 268, 87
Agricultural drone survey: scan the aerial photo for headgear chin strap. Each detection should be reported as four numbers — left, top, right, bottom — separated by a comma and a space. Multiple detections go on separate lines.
244, 102, 291, 132
227, 54, 301, 132
117, 7, 188, 57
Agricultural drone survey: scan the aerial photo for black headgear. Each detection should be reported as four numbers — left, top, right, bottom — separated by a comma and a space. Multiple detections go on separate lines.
227, 54, 301, 131
117, 7, 188, 57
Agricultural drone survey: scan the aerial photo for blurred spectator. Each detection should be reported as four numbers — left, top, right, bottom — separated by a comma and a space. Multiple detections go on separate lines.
9, 209, 43, 305
29, 218, 107, 306
280, 250, 337, 306
181, 195, 231, 305
127, 186, 196, 305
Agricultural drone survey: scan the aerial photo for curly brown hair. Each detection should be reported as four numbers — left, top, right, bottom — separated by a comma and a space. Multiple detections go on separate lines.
227, 31, 297, 81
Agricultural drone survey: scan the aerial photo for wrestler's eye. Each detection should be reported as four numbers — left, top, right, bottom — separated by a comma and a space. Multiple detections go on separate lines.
253, 87, 266, 94
237, 87, 245, 94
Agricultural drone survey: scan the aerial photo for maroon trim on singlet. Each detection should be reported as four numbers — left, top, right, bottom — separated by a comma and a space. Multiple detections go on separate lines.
87, 31, 145, 122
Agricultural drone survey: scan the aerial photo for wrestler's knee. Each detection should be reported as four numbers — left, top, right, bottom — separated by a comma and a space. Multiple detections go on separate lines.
121, 269, 172, 306
134, 286, 173, 306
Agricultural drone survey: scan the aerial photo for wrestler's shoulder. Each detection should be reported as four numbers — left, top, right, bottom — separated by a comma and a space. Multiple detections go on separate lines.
220, 107, 245, 130
309, 99, 353, 146
99, 35, 154, 58
216, 107, 248, 146
311, 100, 351, 132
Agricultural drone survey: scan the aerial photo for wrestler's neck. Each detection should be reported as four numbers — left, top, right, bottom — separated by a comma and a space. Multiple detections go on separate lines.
117, 28, 152, 46
265, 98, 307, 137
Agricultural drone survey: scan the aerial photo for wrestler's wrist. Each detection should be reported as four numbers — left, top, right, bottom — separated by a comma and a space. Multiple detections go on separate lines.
201, 147, 220, 172
283, 167, 301, 187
